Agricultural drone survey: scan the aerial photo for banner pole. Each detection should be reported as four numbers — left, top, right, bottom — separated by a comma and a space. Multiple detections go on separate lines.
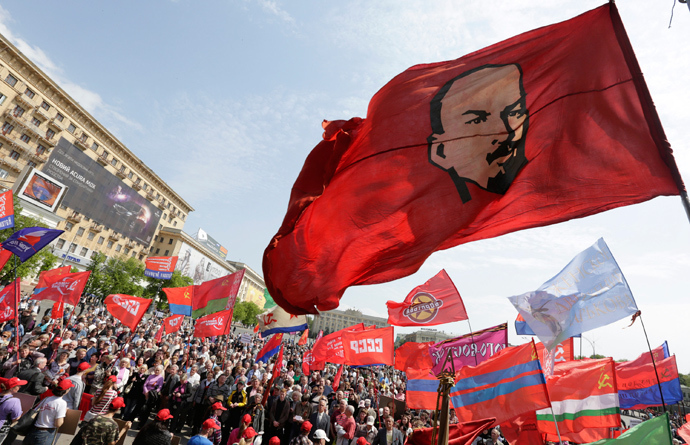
466, 319, 478, 366
549, 406, 564, 445
638, 313, 667, 412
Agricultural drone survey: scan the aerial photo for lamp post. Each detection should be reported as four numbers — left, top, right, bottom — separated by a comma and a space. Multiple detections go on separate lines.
581, 335, 596, 358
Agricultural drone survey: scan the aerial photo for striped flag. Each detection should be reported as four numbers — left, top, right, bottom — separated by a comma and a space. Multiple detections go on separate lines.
405, 368, 449, 410
536, 358, 621, 443
256, 333, 284, 363
450, 341, 550, 425
616, 354, 682, 409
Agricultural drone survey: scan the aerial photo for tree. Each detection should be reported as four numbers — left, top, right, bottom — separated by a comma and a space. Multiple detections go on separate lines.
232, 301, 263, 326
143, 271, 193, 309
0, 195, 58, 285
82, 253, 147, 300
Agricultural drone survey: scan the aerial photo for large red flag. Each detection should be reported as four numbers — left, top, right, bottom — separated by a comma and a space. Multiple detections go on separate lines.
32, 271, 90, 306
406, 368, 443, 410
678, 423, 690, 445
50, 301, 65, 320
193, 309, 233, 338
35, 266, 71, 290
387, 270, 467, 326
163, 314, 185, 334
332, 365, 343, 391
311, 323, 365, 366
297, 329, 309, 346
163, 286, 193, 316
0, 248, 11, 272
0, 278, 19, 323
104, 294, 152, 331
342, 326, 394, 366
263, 3, 684, 315
406, 418, 496, 445
302, 349, 315, 374
192, 270, 244, 318
394, 341, 434, 372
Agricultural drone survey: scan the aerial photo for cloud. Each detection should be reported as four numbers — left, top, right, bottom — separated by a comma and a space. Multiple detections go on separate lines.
256, 0, 294, 24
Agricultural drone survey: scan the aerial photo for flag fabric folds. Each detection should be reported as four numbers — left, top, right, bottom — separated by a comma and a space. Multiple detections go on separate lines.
620, 342, 669, 368
104, 294, 151, 331
302, 349, 315, 374
406, 418, 496, 445
0, 278, 19, 323
535, 358, 620, 443
0, 248, 11, 272
163, 286, 193, 316
450, 341, 550, 425
406, 368, 446, 411
311, 323, 365, 367
272, 345, 284, 380
50, 301, 65, 320
584, 413, 673, 445
394, 341, 434, 372
163, 314, 185, 335
298, 329, 308, 346
30, 271, 90, 307
193, 309, 233, 338
616, 355, 682, 409
341, 326, 394, 366
429, 323, 507, 375
263, 3, 683, 316
33, 266, 71, 295
678, 422, 690, 445
2, 227, 63, 262
256, 305, 308, 337
192, 270, 244, 318
256, 333, 284, 363
387, 269, 468, 327
535, 337, 574, 377
509, 238, 638, 349
332, 365, 343, 391
516, 314, 581, 338
144, 256, 178, 280
0, 190, 14, 229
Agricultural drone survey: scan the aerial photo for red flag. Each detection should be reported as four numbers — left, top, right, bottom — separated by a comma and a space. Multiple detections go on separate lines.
256, 333, 284, 363
535, 337, 574, 376
311, 323, 365, 366
332, 365, 343, 391
253, 323, 259, 333
263, 4, 683, 315
0, 278, 19, 323
297, 329, 308, 346
0, 190, 14, 229
35, 266, 71, 289
394, 341, 434, 372
51, 300, 64, 320
302, 349, 316, 374
144, 256, 178, 280
192, 270, 244, 318
193, 309, 233, 338
501, 412, 543, 445
272, 345, 284, 380
0, 248, 11, 272
679, 423, 690, 445
163, 286, 193, 316
342, 326, 394, 366
32, 271, 90, 306
154, 325, 164, 343
406, 368, 443, 410
104, 294, 152, 331
387, 270, 467, 326
163, 314, 185, 335
406, 418, 496, 445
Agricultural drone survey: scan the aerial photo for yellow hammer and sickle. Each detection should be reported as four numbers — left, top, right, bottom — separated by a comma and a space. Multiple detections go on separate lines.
184, 291, 191, 299
598, 372, 613, 389
222, 280, 229, 286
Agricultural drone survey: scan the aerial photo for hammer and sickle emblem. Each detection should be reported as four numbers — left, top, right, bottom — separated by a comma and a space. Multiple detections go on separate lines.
222, 279, 229, 286
598, 368, 613, 389
184, 291, 191, 299
660, 367, 671, 379
263, 314, 277, 326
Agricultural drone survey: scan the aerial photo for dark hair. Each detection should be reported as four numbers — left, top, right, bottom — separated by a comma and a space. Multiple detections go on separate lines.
52, 388, 68, 397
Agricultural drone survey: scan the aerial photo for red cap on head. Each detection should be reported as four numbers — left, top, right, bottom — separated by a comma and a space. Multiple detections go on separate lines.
243, 427, 258, 439
357, 438, 370, 445
202, 419, 221, 430
242, 414, 252, 424
58, 379, 74, 390
301, 421, 313, 432
210, 402, 227, 411
157, 409, 174, 421
107, 375, 117, 383
269, 437, 281, 445
78, 362, 91, 371
52, 337, 62, 343
0, 377, 27, 391
111, 397, 126, 409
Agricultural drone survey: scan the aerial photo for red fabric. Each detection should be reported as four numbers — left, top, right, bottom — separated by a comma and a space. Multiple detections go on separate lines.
145, 256, 178, 273
311, 323, 365, 367
253, 324, 259, 333
387, 269, 467, 326
193, 309, 233, 338
535, 337, 574, 375
332, 365, 343, 391
193, 270, 244, 314
617, 344, 666, 369
32, 271, 90, 306
163, 314, 185, 334
341, 326, 394, 366
272, 345, 284, 380
35, 266, 70, 289
302, 349, 314, 374
679, 423, 690, 444
79, 393, 93, 420
405, 368, 441, 410
394, 341, 434, 371
0, 248, 11, 272
501, 412, 543, 445
104, 294, 152, 331
0, 278, 19, 323
154, 325, 164, 343
51, 300, 64, 320
263, 3, 683, 315
163, 286, 193, 308
406, 418, 496, 445
297, 329, 308, 346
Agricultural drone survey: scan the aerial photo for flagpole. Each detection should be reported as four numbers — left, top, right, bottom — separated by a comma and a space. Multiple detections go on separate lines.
466, 319, 478, 366
549, 406, 564, 445
638, 313, 667, 412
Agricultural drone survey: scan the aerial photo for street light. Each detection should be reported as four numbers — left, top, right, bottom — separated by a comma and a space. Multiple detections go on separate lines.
581, 335, 596, 358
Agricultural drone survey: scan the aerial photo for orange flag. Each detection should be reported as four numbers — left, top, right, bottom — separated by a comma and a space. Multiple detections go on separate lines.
298, 329, 309, 345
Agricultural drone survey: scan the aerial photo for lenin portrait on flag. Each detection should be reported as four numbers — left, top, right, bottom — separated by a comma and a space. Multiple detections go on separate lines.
428, 63, 529, 203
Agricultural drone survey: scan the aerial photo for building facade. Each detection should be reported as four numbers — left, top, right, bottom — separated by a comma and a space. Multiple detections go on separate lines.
0, 34, 193, 270
311, 308, 390, 334
398, 329, 454, 344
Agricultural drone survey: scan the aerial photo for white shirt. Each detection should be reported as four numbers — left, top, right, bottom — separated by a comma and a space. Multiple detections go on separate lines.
187, 372, 200, 386
34, 396, 67, 428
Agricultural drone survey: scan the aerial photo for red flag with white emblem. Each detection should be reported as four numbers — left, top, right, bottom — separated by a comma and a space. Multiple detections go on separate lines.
104, 294, 152, 331
193, 309, 233, 338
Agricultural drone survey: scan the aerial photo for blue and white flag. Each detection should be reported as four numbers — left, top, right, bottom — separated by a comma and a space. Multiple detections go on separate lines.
508, 238, 638, 350
257, 305, 308, 337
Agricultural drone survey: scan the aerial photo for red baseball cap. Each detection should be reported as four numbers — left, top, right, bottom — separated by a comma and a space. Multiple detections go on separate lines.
0, 377, 27, 391
269, 437, 281, 445
243, 427, 258, 439
107, 375, 117, 383
301, 421, 313, 432
357, 438, 370, 445
78, 362, 91, 371
52, 337, 62, 343
210, 402, 227, 411
202, 419, 221, 430
157, 409, 174, 421
242, 414, 252, 424
58, 379, 74, 390
111, 397, 126, 409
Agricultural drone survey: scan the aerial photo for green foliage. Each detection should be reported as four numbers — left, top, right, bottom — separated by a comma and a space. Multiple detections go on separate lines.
0, 196, 59, 284
82, 253, 146, 300
143, 271, 193, 309
679, 373, 689, 387
232, 301, 263, 326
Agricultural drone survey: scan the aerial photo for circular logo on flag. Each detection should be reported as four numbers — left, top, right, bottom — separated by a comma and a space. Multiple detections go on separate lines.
402, 292, 444, 324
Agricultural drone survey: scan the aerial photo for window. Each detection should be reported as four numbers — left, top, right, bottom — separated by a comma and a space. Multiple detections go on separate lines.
46, 128, 55, 140
124, 247, 130, 254
163, 214, 166, 220
67, 123, 76, 133
24, 88, 34, 99
155, 248, 160, 254
142, 184, 148, 191
4, 74, 17, 87
68, 243, 77, 253
115, 245, 122, 252
80, 247, 88, 256
110, 159, 117, 167
164, 250, 169, 256
27, 161, 36, 168
91, 143, 98, 151
76, 227, 85, 236
2, 122, 13, 134
56, 239, 65, 249
173, 221, 177, 227
55, 113, 64, 122
131, 251, 136, 258
9, 151, 19, 160
0, 169, 8, 180
40, 101, 50, 111
0, 94, 5, 105
19, 134, 31, 143
79, 133, 87, 142
97, 236, 104, 245
107, 240, 114, 248
102, 150, 109, 158
65, 222, 74, 231
31, 117, 40, 127
168, 238, 173, 245
13, 106, 24, 117
36, 145, 46, 155
87, 231, 95, 240
135, 178, 140, 185
91, 252, 98, 259
127, 172, 133, 179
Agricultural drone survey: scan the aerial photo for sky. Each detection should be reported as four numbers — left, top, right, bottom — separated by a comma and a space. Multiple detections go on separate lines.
1, 1, 689, 371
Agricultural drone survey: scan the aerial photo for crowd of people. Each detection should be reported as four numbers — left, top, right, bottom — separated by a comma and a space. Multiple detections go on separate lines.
0, 294, 686, 445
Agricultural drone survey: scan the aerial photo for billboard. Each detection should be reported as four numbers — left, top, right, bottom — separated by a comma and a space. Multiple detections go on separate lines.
194, 228, 227, 260
43, 138, 162, 245
175, 241, 227, 285
16, 168, 68, 213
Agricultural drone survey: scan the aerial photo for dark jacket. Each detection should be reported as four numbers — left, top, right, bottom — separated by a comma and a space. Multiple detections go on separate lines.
17, 366, 47, 395
309, 410, 331, 440
372, 427, 404, 445
268, 397, 290, 428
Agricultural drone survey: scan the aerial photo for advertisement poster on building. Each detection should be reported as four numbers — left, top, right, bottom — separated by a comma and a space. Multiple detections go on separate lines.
175, 242, 227, 285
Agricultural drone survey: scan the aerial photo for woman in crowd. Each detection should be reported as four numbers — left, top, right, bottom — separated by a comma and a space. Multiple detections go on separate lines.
85, 375, 119, 422
23, 379, 73, 445
132, 409, 173, 445
122, 364, 148, 422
